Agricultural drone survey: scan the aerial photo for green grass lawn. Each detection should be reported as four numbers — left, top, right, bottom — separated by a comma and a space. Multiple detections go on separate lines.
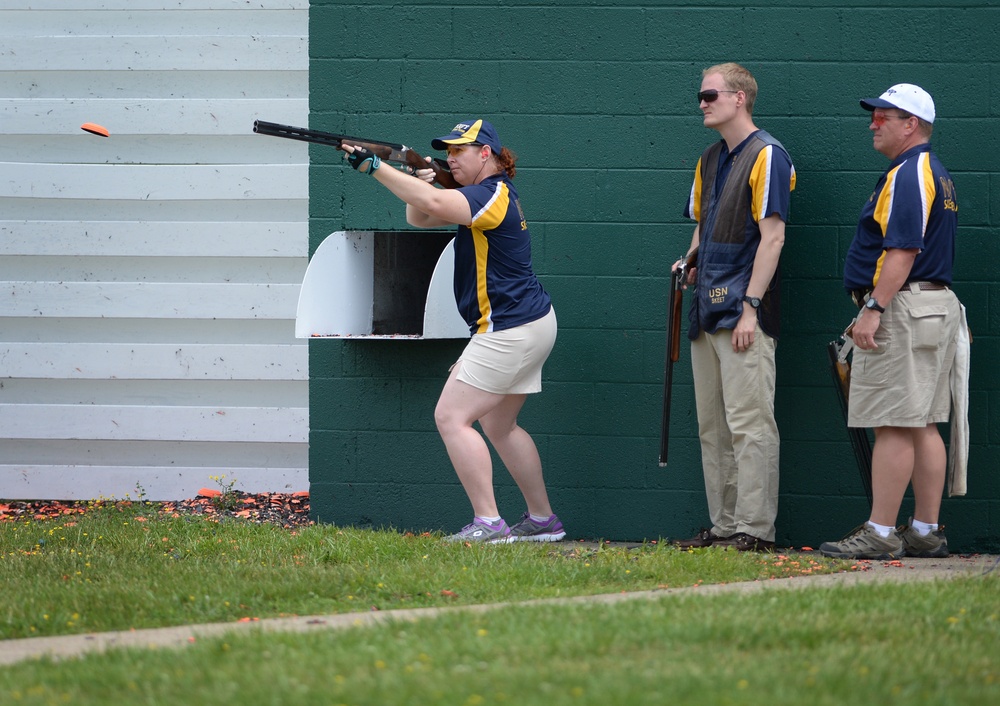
2, 503, 997, 705
1, 501, 845, 640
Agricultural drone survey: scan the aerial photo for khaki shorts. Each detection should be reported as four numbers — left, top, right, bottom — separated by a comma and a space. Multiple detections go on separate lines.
849, 287, 960, 428
455, 307, 556, 395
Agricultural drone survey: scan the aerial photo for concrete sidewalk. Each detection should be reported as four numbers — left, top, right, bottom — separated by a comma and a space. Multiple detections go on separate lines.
1, 552, 995, 667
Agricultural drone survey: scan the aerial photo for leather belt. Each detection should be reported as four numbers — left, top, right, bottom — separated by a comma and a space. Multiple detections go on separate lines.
849, 281, 947, 309
908, 281, 947, 291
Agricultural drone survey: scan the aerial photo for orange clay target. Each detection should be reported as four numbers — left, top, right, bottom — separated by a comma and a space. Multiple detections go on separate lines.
80, 123, 109, 137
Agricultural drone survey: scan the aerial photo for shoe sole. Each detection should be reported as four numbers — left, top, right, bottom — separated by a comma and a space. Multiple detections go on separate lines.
819, 546, 905, 560
903, 547, 949, 558
507, 531, 566, 543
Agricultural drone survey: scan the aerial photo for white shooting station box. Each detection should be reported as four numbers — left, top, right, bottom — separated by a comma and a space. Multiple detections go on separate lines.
296, 231, 469, 340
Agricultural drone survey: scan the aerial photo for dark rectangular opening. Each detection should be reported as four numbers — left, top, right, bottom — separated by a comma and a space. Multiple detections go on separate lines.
371, 231, 454, 335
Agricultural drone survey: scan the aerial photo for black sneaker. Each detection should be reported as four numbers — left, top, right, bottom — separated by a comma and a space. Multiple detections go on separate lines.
724, 532, 775, 553
675, 528, 733, 548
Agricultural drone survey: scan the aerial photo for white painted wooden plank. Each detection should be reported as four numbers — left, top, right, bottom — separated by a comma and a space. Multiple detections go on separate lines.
0, 378, 306, 407
0, 71, 308, 101
1, 9, 307, 36
0, 466, 309, 502
1, 1, 309, 11
0, 164, 306, 201
0, 221, 306, 258
2, 439, 308, 467
5, 282, 300, 319
0, 405, 309, 443
1, 99, 309, 136
0, 198, 306, 223
4, 255, 307, 285
1, 343, 307, 381
0, 318, 298, 346
0, 135, 307, 167
2, 36, 307, 72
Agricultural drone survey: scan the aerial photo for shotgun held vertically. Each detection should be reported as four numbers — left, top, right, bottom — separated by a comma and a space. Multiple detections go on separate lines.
659, 248, 698, 467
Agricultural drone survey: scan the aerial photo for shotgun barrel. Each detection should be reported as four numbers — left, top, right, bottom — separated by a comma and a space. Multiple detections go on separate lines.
828, 337, 874, 507
659, 249, 697, 467
252, 120, 459, 189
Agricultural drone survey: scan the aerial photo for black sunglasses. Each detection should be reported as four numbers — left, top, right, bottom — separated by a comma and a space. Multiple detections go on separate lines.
698, 89, 739, 103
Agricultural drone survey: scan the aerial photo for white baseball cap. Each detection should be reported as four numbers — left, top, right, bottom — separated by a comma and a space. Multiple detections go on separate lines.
860, 83, 936, 124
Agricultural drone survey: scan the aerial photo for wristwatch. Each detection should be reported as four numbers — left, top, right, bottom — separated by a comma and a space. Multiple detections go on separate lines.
742, 295, 761, 310
864, 297, 885, 313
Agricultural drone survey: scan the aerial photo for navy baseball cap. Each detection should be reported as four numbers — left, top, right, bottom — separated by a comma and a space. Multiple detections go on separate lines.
431, 119, 503, 153
860, 83, 936, 124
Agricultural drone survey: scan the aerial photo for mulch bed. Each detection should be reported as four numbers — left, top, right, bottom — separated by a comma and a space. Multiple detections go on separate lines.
0, 490, 313, 529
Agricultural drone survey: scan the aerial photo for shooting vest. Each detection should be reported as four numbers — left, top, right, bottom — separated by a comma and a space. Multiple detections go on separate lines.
688, 130, 786, 340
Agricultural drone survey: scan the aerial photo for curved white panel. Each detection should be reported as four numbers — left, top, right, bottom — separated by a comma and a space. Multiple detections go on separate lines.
423, 238, 470, 340
295, 231, 374, 338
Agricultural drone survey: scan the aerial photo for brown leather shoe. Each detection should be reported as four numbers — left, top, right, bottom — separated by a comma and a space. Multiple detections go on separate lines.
727, 532, 775, 553
675, 528, 733, 548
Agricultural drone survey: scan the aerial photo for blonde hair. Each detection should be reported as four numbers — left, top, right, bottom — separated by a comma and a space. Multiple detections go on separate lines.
703, 62, 758, 115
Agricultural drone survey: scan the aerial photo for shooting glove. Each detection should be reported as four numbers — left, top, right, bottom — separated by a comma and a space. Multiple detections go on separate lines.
346, 147, 381, 175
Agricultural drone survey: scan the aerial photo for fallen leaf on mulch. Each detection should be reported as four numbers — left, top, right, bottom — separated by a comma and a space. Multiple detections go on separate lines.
0, 490, 314, 529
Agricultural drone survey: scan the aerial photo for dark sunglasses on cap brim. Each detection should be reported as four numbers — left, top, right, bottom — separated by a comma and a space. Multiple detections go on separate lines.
698, 89, 739, 103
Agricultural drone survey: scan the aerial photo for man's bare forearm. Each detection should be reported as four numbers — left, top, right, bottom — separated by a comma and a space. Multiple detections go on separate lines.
745, 214, 785, 298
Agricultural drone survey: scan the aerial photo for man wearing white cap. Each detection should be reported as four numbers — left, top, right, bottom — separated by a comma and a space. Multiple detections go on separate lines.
820, 84, 962, 560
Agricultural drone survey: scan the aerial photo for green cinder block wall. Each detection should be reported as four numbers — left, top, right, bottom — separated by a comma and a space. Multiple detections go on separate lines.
307, 0, 999, 551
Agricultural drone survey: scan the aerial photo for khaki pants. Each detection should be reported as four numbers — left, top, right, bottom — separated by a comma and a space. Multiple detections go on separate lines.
691, 325, 779, 542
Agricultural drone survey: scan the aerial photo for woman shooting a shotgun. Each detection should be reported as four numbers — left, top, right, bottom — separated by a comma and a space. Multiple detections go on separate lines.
341, 119, 563, 543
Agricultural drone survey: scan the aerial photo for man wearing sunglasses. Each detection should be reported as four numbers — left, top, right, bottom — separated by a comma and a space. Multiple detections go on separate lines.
674, 63, 795, 553
820, 84, 964, 560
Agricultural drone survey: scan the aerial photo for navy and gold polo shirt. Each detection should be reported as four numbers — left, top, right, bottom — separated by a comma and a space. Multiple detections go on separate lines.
452, 173, 551, 335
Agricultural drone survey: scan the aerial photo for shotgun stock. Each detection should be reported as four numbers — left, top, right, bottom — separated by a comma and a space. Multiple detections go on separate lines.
252, 120, 460, 189
659, 248, 698, 467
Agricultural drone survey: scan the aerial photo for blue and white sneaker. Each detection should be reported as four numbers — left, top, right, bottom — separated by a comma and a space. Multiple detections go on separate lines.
508, 512, 566, 542
444, 518, 511, 544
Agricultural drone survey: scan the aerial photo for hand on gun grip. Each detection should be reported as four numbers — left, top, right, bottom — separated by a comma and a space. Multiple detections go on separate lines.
414, 166, 436, 184
345, 147, 381, 175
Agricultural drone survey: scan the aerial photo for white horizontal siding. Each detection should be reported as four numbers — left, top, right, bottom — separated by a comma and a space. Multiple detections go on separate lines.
0, 222, 306, 258
1, 406, 307, 443
0, 0, 309, 501
2, 164, 305, 201
7, 282, 301, 319
3, 37, 306, 72
3, 98, 308, 137
0, 466, 306, 501
2, 343, 307, 380
1, 1, 306, 10
2, 8, 307, 35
